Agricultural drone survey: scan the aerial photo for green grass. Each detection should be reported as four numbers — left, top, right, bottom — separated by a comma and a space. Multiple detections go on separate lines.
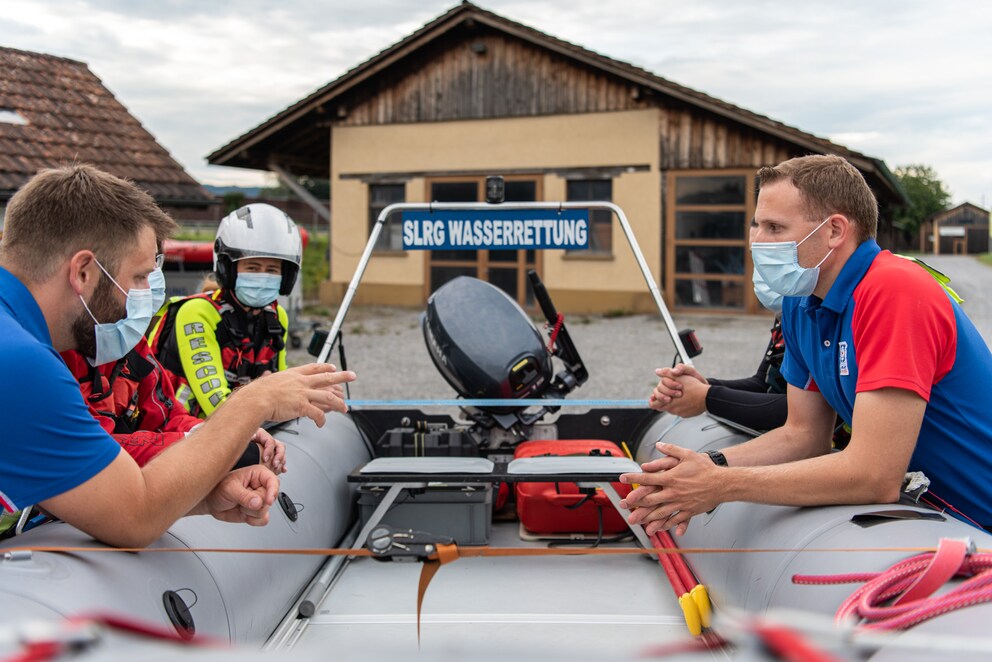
978, 253, 992, 267
301, 232, 329, 301
173, 228, 216, 241
172, 227, 329, 301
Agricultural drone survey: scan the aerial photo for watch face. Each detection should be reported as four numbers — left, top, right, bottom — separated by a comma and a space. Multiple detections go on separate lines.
707, 450, 728, 467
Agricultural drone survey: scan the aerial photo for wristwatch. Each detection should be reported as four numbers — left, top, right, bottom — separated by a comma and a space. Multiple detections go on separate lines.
705, 450, 728, 467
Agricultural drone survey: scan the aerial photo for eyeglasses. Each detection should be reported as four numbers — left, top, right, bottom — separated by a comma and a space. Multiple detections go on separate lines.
154, 253, 165, 269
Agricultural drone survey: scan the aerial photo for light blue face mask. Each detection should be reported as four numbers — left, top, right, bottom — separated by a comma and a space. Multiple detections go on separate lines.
79, 260, 155, 365
149, 267, 166, 311
750, 217, 833, 297
751, 267, 783, 313
235, 272, 281, 308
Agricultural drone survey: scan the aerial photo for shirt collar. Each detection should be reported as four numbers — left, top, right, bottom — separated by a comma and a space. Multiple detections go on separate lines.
820, 239, 881, 313
0, 266, 54, 346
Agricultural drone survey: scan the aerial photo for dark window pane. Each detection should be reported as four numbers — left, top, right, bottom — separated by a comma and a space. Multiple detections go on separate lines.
488, 267, 518, 300
566, 179, 612, 253
675, 211, 747, 240
489, 249, 520, 263
504, 180, 536, 202
432, 182, 478, 202
431, 249, 477, 261
369, 184, 405, 250
675, 246, 744, 275
430, 266, 478, 294
675, 176, 746, 205
525, 249, 536, 264
674, 278, 745, 308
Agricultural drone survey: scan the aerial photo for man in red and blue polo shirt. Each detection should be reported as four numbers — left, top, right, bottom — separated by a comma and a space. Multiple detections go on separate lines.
621, 155, 992, 534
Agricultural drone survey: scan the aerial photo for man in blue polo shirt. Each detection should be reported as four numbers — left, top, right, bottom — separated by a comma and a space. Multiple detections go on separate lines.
0, 165, 355, 547
621, 155, 992, 534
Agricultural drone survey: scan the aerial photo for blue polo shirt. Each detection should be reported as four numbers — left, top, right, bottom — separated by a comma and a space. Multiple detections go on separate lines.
780, 240, 992, 525
0, 266, 121, 513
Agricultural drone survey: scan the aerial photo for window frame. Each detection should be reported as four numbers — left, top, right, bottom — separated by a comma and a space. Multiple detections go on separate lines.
368, 183, 407, 254
665, 169, 760, 313
564, 178, 614, 257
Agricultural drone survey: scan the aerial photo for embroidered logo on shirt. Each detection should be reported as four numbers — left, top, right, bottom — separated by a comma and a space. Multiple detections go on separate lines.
839, 341, 850, 376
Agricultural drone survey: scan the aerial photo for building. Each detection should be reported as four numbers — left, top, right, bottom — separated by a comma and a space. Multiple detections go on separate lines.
208, 2, 907, 314
919, 203, 990, 255
0, 46, 214, 225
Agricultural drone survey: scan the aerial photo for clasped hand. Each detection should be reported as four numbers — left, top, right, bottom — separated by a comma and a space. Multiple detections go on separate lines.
619, 442, 723, 536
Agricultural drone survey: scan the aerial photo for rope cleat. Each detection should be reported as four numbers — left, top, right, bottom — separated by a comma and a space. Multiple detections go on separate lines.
366, 526, 454, 563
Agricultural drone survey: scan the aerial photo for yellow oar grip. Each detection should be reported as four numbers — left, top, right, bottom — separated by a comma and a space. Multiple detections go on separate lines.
690, 584, 711, 628
678, 593, 702, 636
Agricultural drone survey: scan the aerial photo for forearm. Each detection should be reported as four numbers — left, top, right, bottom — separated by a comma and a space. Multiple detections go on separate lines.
705, 387, 788, 432
134, 391, 268, 529
720, 423, 827, 467
708, 374, 767, 393
113, 431, 184, 467
719, 450, 901, 507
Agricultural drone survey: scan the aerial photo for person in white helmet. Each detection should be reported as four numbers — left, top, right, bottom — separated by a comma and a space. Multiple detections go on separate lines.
149, 204, 303, 417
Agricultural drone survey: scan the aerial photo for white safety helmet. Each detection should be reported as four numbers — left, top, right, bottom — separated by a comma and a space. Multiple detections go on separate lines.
214, 203, 303, 296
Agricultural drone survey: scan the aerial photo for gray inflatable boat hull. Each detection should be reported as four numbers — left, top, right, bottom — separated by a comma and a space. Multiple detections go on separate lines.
0, 412, 371, 643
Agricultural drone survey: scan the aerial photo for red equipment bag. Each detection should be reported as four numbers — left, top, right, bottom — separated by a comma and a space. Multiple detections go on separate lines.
513, 439, 633, 534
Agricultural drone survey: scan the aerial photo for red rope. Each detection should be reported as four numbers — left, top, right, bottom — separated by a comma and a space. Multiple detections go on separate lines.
793, 538, 992, 631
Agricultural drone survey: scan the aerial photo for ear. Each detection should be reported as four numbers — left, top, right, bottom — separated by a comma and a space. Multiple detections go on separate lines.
825, 214, 852, 248
67, 250, 98, 297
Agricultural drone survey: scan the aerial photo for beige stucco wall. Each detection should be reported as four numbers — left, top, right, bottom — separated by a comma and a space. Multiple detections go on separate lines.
327, 109, 661, 311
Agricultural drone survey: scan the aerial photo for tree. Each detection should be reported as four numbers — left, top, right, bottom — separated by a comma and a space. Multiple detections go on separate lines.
892, 164, 952, 234
222, 191, 246, 214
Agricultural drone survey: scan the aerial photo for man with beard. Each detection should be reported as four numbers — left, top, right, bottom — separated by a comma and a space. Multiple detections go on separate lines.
0, 165, 355, 547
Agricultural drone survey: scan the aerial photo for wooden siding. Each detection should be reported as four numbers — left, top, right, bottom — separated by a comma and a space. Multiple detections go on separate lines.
337, 29, 796, 170
339, 31, 649, 125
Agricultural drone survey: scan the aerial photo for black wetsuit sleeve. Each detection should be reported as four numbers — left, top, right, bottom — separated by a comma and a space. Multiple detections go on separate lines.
704, 387, 788, 432
703, 317, 786, 431
707, 335, 775, 393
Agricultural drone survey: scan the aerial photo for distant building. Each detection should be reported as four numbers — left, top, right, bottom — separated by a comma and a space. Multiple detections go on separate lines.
208, 2, 908, 314
920, 203, 990, 255
0, 46, 214, 226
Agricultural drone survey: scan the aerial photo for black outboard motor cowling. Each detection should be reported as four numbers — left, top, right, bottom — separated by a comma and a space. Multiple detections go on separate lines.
423, 277, 552, 406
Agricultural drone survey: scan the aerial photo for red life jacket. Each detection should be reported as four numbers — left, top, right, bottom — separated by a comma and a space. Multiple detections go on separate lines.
60, 340, 202, 466
150, 289, 285, 405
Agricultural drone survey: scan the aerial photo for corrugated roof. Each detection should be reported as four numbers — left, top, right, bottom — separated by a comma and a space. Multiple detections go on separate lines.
0, 46, 213, 205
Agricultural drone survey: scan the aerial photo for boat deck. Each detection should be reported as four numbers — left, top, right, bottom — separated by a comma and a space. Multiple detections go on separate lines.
278, 521, 698, 657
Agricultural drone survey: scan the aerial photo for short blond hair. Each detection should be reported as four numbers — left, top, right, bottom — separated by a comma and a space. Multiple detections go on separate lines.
757, 155, 878, 243
1, 164, 179, 282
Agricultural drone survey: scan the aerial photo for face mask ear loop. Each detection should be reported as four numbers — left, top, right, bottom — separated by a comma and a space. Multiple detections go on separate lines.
78, 294, 100, 324
796, 217, 834, 270
796, 217, 832, 248
92, 257, 129, 298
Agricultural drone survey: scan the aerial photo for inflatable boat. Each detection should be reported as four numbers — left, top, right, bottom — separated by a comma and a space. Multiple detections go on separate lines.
3, 191, 992, 660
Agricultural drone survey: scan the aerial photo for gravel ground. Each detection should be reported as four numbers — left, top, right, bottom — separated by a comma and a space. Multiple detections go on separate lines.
287, 254, 992, 403
289, 256, 992, 400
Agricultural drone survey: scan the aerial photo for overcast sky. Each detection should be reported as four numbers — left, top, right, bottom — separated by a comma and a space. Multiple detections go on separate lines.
3, 0, 991, 206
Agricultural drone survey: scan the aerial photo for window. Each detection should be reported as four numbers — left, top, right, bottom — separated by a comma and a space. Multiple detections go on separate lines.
566, 179, 612, 254
369, 184, 405, 251
667, 172, 753, 311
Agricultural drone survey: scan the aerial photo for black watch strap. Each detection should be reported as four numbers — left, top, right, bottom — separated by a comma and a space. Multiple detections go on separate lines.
705, 449, 728, 467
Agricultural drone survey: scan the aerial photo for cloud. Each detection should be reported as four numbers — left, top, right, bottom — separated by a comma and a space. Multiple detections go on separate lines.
2, 0, 991, 204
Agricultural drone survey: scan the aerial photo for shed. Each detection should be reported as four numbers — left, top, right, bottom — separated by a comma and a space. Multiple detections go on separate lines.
208, 2, 907, 313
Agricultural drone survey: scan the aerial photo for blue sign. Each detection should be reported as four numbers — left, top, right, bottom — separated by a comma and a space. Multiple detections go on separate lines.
401, 209, 590, 250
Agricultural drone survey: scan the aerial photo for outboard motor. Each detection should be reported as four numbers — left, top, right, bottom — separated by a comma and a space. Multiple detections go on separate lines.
422, 273, 587, 429
423, 276, 552, 406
